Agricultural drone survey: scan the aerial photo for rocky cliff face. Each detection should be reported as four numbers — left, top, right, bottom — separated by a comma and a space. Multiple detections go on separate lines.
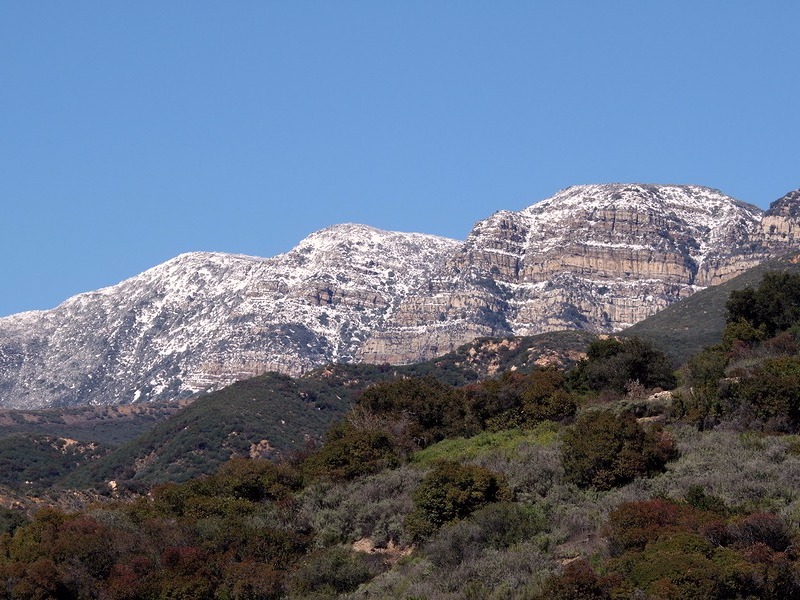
359, 185, 769, 363
1, 184, 798, 409
0, 225, 458, 409
758, 190, 800, 250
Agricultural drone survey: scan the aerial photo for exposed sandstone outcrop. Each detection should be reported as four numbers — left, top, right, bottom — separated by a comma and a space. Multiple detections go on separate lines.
1, 184, 799, 408
758, 190, 800, 250
359, 185, 788, 364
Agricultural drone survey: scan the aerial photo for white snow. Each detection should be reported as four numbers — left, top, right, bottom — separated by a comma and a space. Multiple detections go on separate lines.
0, 184, 781, 409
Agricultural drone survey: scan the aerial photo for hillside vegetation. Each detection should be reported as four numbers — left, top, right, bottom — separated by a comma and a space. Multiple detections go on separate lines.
3, 272, 800, 597
623, 253, 800, 365
55, 330, 593, 493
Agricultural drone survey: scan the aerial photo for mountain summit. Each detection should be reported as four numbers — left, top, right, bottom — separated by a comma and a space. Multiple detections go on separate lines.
1, 184, 798, 409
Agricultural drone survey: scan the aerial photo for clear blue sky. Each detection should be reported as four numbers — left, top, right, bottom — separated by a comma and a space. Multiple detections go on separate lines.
1, 2, 798, 317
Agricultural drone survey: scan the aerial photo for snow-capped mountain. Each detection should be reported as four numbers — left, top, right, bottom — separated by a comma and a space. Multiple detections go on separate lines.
0, 225, 458, 409
1, 184, 798, 409
358, 184, 769, 363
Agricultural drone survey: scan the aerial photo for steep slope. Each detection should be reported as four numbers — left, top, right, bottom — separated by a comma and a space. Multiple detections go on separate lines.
1, 184, 799, 409
359, 185, 768, 363
0, 226, 459, 408
622, 252, 800, 365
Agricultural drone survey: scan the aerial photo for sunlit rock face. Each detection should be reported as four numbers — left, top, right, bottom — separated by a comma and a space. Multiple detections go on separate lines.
758, 190, 800, 251
360, 184, 770, 363
0, 226, 459, 408
1, 184, 797, 408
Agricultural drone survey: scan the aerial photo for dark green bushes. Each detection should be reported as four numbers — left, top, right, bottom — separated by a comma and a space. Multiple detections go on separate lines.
302, 422, 402, 482
562, 410, 677, 490
726, 271, 800, 337
569, 336, 677, 395
0, 508, 27, 537
465, 369, 577, 431
522, 369, 578, 422
674, 273, 800, 431
726, 356, 800, 432
287, 546, 383, 598
356, 376, 471, 446
406, 461, 511, 539
213, 456, 303, 502
355, 370, 577, 446
677, 346, 800, 433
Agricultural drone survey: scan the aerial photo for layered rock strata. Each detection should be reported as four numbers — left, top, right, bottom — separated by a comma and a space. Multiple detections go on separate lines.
1, 184, 798, 408
359, 184, 769, 363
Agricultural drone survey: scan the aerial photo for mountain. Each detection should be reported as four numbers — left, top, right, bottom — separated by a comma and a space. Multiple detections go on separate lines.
1, 184, 798, 409
359, 184, 768, 363
0, 226, 457, 409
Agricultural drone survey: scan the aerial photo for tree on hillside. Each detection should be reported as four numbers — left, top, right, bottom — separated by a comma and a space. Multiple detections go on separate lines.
569, 337, 676, 395
726, 271, 800, 337
562, 410, 677, 490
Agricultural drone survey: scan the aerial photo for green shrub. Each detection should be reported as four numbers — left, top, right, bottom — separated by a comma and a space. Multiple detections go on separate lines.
684, 485, 729, 515
726, 272, 800, 337
0, 507, 28, 537
569, 337, 677, 395
298, 466, 422, 548
721, 318, 767, 350
424, 502, 549, 569
286, 546, 382, 597
406, 461, 511, 540
463, 373, 527, 431
562, 410, 678, 490
356, 376, 472, 447
674, 347, 729, 428
463, 369, 577, 431
726, 355, 800, 432
302, 423, 402, 481
522, 369, 578, 423
214, 457, 302, 502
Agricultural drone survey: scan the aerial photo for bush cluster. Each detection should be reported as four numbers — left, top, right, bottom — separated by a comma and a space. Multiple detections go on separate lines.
562, 410, 677, 490
726, 271, 800, 337
541, 496, 800, 599
356, 370, 578, 446
569, 336, 677, 395
406, 461, 512, 540
676, 272, 800, 432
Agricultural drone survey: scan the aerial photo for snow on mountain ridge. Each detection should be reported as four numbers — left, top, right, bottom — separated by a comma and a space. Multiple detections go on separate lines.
0, 225, 459, 408
524, 184, 762, 227
1, 184, 798, 409
356, 184, 782, 366
518, 184, 763, 264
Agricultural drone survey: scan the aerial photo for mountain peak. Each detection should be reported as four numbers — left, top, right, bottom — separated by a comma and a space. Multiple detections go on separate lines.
766, 189, 800, 218
525, 183, 759, 216
296, 222, 459, 250
0, 184, 798, 409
